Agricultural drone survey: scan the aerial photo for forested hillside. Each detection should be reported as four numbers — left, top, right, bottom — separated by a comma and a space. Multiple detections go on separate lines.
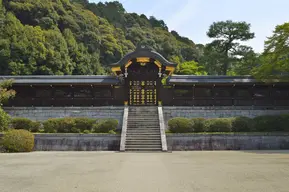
0, 0, 200, 75
0, 0, 288, 78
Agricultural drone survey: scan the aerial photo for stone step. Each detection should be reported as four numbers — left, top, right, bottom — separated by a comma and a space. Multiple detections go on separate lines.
128, 115, 157, 117
127, 122, 159, 124
127, 128, 160, 132
126, 136, 160, 140
128, 112, 158, 113
126, 132, 160, 134
127, 117, 159, 120
127, 125, 160, 127
129, 109, 158, 111
126, 137, 160, 141
126, 144, 161, 148
128, 112, 158, 114
126, 144, 162, 147
125, 149, 162, 152
127, 128, 159, 130
126, 129, 160, 132
127, 125, 159, 127
127, 118, 159, 122
126, 141, 161, 145
126, 134, 160, 137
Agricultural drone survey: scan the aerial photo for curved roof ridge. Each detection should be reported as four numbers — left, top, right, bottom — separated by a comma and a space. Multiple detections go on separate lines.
110, 47, 177, 67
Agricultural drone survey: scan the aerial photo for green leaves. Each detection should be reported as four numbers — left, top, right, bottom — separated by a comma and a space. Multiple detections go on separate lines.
176, 60, 207, 75
0, 79, 15, 105
205, 20, 255, 75
253, 23, 289, 81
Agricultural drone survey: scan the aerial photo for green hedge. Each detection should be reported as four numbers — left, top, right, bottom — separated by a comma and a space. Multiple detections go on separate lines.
190, 118, 206, 132
43, 117, 118, 133
11, 118, 41, 132
92, 119, 118, 133
168, 117, 193, 133
1, 129, 34, 152
205, 118, 232, 132
168, 114, 289, 133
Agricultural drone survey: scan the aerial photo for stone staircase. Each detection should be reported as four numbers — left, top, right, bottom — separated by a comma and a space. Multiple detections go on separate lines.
125, 107, 162, 151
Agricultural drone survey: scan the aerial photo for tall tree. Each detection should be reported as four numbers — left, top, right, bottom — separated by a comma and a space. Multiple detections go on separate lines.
207, 20, 255, 75
253, 23, 289, 80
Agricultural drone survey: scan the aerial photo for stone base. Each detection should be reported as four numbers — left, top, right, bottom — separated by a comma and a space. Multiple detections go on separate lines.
167, 133, 289, 151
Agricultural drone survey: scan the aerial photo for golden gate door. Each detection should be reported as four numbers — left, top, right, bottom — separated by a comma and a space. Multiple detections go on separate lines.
129, 80, 157, 106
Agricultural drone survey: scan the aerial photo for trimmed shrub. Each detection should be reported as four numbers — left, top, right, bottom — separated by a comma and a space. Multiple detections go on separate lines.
205, 118, 233, 132
83, 130, 91, 134
93, 119, 118, 133
43, 118, 76, 133
1, 129, 34, 152
74, 118, 96, 133
43, 118, 117, 133
0, 108, 10, 132
278, 114, 289, 132
253, 115, 289, 132
108, 130, 116, 134
232, 117, 254, 132
168, 117, 193, 133
11, 118, 41, 132
191, 118, 206, 132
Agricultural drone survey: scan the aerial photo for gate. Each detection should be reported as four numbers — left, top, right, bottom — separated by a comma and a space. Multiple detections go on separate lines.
129, 80, 157, 106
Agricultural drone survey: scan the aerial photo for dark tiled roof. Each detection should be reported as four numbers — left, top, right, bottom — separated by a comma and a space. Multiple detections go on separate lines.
0, 75, 120, 85
168, 75, 257, 84
110, 47, 177, 67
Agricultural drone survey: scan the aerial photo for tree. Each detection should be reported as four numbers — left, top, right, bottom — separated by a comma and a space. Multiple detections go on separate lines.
253, 23, 289, 80
207, 20, 255, 75
0, 79, 15, 105
199, 44, 225, 75
175, 60, 207, 75
230, 46, 260, 75
0, 0, 201, 75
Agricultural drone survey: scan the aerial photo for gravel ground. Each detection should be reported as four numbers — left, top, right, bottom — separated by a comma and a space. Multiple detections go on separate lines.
0, 151, 289, 192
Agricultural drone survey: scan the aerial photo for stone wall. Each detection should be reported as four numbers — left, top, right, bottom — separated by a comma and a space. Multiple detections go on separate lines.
163, 106, 289, 129
3, 107, 124, 129
33, 134, 120, 151
167, 133, 289, 151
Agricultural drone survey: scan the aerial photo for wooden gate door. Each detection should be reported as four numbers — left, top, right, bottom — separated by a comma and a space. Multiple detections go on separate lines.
129, 80, 157, 106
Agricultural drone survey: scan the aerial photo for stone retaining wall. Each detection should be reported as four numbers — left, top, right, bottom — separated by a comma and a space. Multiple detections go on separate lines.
32, 134, 120, 151
163, 106, 289, 130
3, 107, 124, 129
166, 133, 289, 151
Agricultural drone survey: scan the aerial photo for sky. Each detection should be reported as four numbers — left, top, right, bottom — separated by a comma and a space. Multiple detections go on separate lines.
90, 0, 289, 53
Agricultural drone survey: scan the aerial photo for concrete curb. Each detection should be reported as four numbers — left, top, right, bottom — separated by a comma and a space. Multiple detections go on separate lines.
120, 106, 128, 152
158, 106, 168, 152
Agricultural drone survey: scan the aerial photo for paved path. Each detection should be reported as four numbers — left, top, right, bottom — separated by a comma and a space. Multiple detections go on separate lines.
1, 151, 289, 192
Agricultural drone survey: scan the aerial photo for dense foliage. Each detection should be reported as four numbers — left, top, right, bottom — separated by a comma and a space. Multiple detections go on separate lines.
1, 129, 34, 152
0, 80, 15, 105
0, 107, 10, 131
252, 23, 289, 80
0, 0, 287, 78
168, 115, 289, 133
0, 0, 200, 75
0, 80, 14, 132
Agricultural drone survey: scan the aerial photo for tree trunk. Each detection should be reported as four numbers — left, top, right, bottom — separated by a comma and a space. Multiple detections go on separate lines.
222, 50, 229, 75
